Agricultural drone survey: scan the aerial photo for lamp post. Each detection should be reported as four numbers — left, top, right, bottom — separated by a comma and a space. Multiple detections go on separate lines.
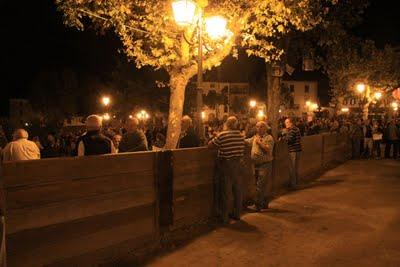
102, 96, 111, 107
172, 0, 229, 140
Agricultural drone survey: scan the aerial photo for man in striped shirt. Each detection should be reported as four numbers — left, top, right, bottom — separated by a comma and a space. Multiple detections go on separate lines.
282, 118, 302, 189
208, 116, 245, 223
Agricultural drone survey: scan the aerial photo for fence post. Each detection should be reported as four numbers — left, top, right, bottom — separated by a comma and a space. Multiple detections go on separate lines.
157, 150, 174, 230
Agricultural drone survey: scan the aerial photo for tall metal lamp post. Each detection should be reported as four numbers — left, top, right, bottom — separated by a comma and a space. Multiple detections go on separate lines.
172, 0, 229, 139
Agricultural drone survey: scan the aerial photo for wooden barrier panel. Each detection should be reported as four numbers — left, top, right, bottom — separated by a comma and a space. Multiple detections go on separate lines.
172, 148, 215, 229
272, 141, 291, 190
298, 135, 323, 179
2, 152, 158, 267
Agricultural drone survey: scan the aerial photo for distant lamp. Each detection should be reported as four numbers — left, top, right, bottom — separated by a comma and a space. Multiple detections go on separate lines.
249, 100, 257, 108
392, 102, 398, 110
137, 110, 150, 120
374, 92, 382, 100
257, 110, 265, 119
305, 101, 311, 107
341, 107, 349, 113
312, 103, 319, 110
102, 96, 111, 107
129, 115, 133, 119
172, 0, 196, 26
356, 83, 366, 93
103, 113, 111, 121
201, 111, 206, 120
205, 16, 228, 39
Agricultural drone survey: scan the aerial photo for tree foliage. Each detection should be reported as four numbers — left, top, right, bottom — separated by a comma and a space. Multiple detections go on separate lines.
56, 0, 338, 147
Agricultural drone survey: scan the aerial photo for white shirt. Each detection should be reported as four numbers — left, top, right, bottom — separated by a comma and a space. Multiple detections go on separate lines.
2, 138, 41, 162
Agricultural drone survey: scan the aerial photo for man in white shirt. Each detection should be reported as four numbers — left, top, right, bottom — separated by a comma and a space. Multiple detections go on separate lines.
245, 121, 275, 211
2, 129, 40, 162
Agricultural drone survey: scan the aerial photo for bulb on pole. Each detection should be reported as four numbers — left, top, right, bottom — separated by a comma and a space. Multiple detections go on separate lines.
172, 0, 196, 26
205, 16, 228, 39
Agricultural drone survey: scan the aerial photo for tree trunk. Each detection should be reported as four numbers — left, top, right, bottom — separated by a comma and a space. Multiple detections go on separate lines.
165, 73, 189, 149
362, 102, 370, 121
266, 64, 281, 140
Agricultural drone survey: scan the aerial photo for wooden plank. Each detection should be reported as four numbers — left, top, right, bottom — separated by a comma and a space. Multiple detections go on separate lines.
174, 173, 214, 191
172, 148, 215, 162
6, 187, 155, 234
173, 161, 215, 176
7, 205, 156, 267
5, 171, 154, 210
173, 184, 214, 223
4, 152, 155, 188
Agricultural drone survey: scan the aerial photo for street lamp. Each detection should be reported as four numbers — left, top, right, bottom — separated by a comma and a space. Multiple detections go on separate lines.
172, 0, 229, 139
249, 100, 257, 108
341, 107, 350, 113
305, 100, 311, 107
137, 110, 150, 121
257, 110, 265, 119
374, 92, 382, 100
172, 0, 196, 26
103, 113, 111, 121
356, 83, 366, 93
102, 96, 111, 107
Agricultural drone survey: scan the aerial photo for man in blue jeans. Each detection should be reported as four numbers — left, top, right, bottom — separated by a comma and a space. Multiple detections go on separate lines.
282, 118, 302, 189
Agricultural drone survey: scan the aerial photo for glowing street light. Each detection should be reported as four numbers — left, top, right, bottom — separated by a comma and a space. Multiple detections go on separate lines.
249, 100, 257, 108
356, 83, 366, 93
103, 113, 111, 121
205, 16, 228, 39
129, 115, 133, 119
392, 102, 398, 109
137, 110, 150, 120
102, 96, 111, 107
311, 103, 319, 110
341, 107, 350, 113
305, 100, 311, 107
374, 92, 382, 100
201, 111, 206, 120
172, 0, 196, 26
257, 110, 265, 119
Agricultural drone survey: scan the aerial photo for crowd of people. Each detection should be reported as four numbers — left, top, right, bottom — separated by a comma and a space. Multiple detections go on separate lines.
1, 113, 400, 223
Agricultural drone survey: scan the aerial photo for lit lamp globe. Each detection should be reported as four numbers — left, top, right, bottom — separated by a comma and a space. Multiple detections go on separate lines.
356, 83, 366, 93
374, 92, 382, 100
102, 96, 111, 106
201, 111, 206, 120
205, 16, 228, 39
249, 100, 257, 108
305, 100, 311, 107
172, 0, 196, 26
341, 107, 349, 113
392, 102, 398, 110
257, 110, 265, 119
103, 113, 111, 121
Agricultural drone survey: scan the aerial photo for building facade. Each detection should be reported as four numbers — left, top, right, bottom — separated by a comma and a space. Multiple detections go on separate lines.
281, 80, 319, 116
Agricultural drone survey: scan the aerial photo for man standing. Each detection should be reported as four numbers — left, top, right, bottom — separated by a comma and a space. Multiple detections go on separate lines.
282, 118, 302, 189
77, 115, 116, 156
2, 129, 40, 162
208, 116, 245, 223
178, 115, 200, 148
363, 120, 373, 158
350, 119, 364, 159
246, 121, 275, 211
119, 118, 148, 153
384, 119, 400, 159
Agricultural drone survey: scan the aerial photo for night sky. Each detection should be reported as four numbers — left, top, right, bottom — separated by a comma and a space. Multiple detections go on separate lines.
1, 0, 399, 116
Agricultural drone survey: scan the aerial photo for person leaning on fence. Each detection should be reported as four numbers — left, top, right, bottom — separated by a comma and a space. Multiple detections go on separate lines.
2, 129, 41, 162
178, 115, 200, 149
281, 118, 302, 189
77, 115, 116, 156
208, 116, 245, 223
245, 121, 275, 212
119, 117, 148, 153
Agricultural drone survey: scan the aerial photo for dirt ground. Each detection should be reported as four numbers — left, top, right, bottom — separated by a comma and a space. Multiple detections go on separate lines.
146, 160, 400, 267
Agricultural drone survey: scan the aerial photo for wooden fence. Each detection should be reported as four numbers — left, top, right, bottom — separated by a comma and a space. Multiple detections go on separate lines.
0, 134, 350, 266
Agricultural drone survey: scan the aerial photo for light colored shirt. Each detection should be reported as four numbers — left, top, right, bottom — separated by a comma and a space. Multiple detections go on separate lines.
2, 139, 41, 162
246, 134, 274, 163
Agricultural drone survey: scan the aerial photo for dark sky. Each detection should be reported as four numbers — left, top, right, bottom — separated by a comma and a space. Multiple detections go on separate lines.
1, 0, 399, 115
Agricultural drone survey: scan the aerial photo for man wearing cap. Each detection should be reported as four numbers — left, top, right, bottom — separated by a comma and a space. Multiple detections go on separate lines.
245, 121, 274, 211
2, 129, 40, 162
77, 115, 116, 156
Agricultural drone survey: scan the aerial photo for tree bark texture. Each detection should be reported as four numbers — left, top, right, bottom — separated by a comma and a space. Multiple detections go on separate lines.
266, 64, 281, 140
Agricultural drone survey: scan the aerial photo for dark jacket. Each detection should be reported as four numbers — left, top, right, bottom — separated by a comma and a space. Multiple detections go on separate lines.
119, 130, 148, 153
77, 130, 113, 156
178, 128, 200, 148
283, 126, 302, 152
